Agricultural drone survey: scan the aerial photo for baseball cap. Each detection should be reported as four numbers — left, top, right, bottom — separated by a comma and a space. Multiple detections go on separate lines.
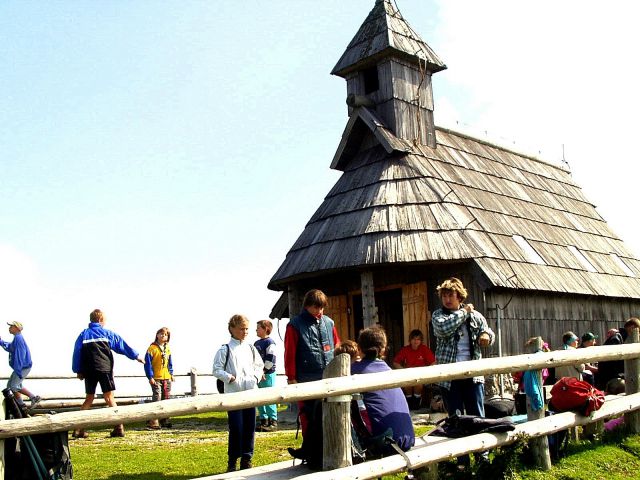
7, 321, 23, 330
582, 332, 598, 342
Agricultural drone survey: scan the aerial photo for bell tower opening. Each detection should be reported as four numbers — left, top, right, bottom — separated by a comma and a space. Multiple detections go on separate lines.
363, 65, 379, 94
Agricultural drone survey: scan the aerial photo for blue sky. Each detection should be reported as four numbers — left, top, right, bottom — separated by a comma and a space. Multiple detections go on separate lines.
2, 1, 639, 382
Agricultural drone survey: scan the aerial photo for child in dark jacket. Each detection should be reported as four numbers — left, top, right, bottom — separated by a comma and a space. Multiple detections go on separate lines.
254, 319, 277, 432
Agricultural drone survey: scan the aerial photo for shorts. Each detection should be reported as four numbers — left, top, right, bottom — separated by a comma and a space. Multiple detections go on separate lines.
84, 371, 116, 395
7, 368, 31, 392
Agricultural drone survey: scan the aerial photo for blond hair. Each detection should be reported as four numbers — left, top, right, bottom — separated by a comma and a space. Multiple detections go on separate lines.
228, 314, 249, 332
436, 277, 468, 301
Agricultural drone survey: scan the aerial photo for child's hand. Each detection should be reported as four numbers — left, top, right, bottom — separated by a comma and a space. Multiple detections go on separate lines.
171, 375, 175, 382
229, 375, 236, 383
149, 378, 156, 386
136, 357, 145, 364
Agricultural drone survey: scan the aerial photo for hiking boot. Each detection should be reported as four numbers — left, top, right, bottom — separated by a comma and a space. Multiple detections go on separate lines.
146, 419, 161, 430
268, 419, 278, 431
256, 418, 269, 432
110, 424, 125, 437
226, 459, 237, 472
72, 430, 88, 439
240, 457, 252, 470
288, 447, 305, 460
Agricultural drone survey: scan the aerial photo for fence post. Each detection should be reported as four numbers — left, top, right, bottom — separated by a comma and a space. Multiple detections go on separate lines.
189, 368, 198, 396
625, 328, 640, 433
322, 353, 352, 470
527, 369, 552, 470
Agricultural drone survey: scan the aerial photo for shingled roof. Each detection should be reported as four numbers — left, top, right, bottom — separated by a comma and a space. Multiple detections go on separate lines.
269, 107, 640, 298
331, 0, 446, 77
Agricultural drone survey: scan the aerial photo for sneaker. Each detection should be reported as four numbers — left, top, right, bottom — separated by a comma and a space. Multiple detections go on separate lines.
268, 419, 278, 431
240, 457, 252, 470
226, 459, 237, 472
147, 420, 161, 430
30, 396, 42, 409
110, 425, 125, 437
72, 430, 88, 439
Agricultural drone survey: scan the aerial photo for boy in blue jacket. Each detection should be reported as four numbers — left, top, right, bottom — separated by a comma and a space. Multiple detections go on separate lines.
0, 321, 41, 410
72, 309, 143, 438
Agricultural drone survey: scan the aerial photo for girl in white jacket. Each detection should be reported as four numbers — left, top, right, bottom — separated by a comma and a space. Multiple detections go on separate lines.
213, 314, 264, 472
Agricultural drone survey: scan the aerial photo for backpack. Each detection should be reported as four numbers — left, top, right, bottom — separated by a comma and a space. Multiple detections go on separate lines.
5, 431, 73, 480
216, 345, 229, 394
350, 397, 396, 460
484, 396, 516, 419
549, 377, 605, 416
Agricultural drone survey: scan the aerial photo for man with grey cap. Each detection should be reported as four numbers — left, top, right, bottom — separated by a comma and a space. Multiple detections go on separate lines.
0, 321, 41, 410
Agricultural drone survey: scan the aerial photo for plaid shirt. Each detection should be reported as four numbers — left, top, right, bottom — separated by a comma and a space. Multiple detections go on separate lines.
431, 306, 495, 390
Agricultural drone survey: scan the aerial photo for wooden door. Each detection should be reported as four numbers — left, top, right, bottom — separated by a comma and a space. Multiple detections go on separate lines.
402, 281, 429, 344
325, 294, 351, 342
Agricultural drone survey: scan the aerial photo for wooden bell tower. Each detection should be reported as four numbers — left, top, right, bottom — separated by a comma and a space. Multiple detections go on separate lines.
331, 0, 446, 148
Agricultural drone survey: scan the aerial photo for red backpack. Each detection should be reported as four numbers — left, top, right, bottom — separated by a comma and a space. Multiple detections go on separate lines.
549, 377, 605, 416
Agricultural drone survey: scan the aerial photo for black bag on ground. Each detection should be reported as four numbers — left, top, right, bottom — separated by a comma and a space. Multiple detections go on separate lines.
484, 396, 516, 419
5, 431, 73, 480
430, 413, 516, 438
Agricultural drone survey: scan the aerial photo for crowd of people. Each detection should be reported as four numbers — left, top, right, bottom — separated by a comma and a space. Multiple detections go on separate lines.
2, 277, 637, 474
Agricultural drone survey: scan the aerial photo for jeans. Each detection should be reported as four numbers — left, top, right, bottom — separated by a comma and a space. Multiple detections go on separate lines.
441, 378, 485, 417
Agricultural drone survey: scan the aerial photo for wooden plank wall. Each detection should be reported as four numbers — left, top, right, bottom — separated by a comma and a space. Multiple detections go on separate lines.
485, 291, 640, 355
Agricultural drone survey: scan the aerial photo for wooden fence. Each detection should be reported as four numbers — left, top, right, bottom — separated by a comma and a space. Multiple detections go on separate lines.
1, 341, 640, 479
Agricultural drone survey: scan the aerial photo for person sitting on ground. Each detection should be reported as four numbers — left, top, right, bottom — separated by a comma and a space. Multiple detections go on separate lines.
351, 327, 415, 453
554, 331, 585, 381
392, 329, 435, 409
334, 339, 361, 363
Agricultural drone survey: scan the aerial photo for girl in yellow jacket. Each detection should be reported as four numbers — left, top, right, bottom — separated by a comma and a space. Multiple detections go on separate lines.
144, 327, 174, 429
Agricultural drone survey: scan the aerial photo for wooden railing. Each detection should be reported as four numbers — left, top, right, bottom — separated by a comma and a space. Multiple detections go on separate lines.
1, 340, 640, 479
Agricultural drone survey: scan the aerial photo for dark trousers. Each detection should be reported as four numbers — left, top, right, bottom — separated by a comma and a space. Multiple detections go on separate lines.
442, 378, 485, 417
228, 407, 256, 462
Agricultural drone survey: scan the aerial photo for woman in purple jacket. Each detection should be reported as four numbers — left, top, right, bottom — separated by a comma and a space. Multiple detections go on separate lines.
351, 327, 415, 452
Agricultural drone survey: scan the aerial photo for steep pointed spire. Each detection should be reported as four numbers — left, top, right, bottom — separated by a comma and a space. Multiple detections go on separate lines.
331, 0, 446, 78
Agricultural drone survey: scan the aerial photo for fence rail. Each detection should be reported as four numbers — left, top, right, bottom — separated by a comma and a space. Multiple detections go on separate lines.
2, 342, 639, 479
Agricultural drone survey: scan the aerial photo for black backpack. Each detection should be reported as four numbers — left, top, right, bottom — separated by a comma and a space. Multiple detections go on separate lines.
5, 431, 73, 480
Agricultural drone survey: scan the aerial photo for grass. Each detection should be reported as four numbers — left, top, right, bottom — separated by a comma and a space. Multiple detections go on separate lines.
69, 412, 640, 479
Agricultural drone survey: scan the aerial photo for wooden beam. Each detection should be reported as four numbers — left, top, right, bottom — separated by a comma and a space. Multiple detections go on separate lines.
625, 328, 640, 433
360, 271, 378, 327
322, 354, 352, 470
288, 286, 304, 320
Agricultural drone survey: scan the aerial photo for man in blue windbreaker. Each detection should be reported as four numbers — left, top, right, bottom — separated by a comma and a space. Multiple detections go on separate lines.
72, 308, 143, 438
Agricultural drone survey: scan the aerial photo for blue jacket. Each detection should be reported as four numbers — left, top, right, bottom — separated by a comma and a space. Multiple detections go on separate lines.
0, 333, 32, 377
72, 322, 139, 374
